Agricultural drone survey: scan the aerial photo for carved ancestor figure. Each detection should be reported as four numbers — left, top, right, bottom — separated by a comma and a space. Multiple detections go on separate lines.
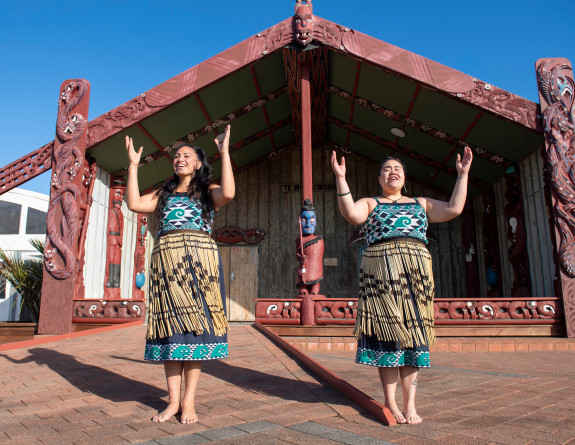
538, 60, 575, 277
294, 0, 313, 46
296, 199, 324, 295
44, 80, 89, 279
104, 178, 125, 290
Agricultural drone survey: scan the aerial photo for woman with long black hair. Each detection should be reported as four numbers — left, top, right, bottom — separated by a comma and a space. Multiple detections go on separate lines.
125, 124, 234, 424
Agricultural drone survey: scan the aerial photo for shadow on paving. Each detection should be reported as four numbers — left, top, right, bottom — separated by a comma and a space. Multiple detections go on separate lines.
111, 355, 327, 403
1, 348, 167, 411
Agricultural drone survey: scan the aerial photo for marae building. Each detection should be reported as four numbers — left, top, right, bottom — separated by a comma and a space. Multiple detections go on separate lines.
0, 1, 573, 339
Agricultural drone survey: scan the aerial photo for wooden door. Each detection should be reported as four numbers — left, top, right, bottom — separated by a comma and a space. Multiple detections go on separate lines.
218, 245, 258, 321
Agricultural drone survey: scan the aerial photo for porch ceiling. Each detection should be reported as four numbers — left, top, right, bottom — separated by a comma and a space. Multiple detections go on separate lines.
84, 16, 544, 197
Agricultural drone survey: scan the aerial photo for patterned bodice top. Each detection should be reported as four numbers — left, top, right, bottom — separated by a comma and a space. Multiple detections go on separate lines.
362, 198, 428, 246
158, 193, 214, 236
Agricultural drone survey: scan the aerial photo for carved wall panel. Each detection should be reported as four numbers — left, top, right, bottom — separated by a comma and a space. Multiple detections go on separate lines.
102, 177, 126, 299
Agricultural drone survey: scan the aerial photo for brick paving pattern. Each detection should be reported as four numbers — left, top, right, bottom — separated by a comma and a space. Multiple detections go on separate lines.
1, 323, 574, 444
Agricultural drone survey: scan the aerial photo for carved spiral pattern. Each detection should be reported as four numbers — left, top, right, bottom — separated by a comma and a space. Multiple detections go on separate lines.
44, 80, 88, 279
538, 60, 575, 277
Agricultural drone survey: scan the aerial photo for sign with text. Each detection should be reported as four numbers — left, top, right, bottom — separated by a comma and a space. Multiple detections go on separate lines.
282, 183, 336, 193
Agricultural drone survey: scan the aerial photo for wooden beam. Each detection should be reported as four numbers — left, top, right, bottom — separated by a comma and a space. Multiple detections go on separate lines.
329, 85, 513, 169
328, 116, 486, 187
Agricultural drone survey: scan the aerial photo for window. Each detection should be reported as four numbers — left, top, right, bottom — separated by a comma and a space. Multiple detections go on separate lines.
26, 208, 47, 234
0, 201, 21, 234
0, 275, 6, 300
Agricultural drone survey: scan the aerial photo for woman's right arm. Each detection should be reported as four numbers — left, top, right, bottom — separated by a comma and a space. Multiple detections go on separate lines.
331, 150, 371, 225
125, 136, 159, 213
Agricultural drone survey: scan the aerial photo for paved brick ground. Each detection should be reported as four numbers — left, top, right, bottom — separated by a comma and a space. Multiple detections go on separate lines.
1, 324, 574, 444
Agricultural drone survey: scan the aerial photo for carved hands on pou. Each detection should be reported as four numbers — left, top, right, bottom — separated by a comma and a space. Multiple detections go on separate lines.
125, 136, 143, 166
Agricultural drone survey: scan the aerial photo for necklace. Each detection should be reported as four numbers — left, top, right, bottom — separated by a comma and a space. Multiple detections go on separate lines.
383, 195, 403, 203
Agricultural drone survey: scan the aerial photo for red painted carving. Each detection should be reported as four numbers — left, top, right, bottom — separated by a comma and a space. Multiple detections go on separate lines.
456, 79, 539, 130
434, 299, 561, 321
296, 233, 324, 295
313, 17, 348, 50
259, 22, 292, 55
314, 298, 357, 325
255, 299, 301, 325
87, 94, 167, 146
44, 80, 90, 280
309, 46, 328, 147
256, 297, 560, 325
74, 158, 98, 300
132, 214, 148, 300
103, 177, 125, 299
504, 167, 531, 298
0, 141, 54, 196
482, 187, 502, 298
73, 300, 145, 319
293, 0, 313, 46
537, 60, 575, 277
212, 226, 267, 244
537, 58, 575, 337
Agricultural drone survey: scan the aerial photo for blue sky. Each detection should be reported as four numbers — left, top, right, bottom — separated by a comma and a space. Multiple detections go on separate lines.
1, 0, 574, 194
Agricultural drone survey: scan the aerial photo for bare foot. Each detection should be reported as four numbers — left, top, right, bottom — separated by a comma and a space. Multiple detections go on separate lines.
181, 400, 198, 424
385, 403, 407, 424
152, 403, 180, 422
403, 407, 422, 424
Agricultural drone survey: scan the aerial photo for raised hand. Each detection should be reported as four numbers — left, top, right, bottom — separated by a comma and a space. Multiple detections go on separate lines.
331, 150, 346, 178
456, 145, 473, 176
125, 136, 143, 166
214, 124, 231, 154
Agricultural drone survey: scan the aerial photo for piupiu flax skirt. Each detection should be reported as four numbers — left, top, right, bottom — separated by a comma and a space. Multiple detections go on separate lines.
354, 238, 435, 368
144, 230, 230, 362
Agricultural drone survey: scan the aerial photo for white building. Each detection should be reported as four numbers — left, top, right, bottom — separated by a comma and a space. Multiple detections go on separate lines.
0, 188, 49, 321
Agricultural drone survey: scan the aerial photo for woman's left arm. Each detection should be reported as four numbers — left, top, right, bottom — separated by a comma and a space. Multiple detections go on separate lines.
210, 124, 235, 211
420, 145, 473, 223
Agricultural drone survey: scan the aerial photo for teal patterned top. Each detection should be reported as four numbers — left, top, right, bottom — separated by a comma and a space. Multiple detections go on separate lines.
362, 198, 428, 245
158, 193, 214, 236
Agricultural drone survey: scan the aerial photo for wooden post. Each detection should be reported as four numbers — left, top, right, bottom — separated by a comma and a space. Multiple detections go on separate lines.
301, 63, 313, 203
300, 62, 315, 325
536, 58, 575, 337
38, 79, 91, 335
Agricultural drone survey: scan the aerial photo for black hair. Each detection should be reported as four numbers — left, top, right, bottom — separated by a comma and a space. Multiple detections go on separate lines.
154, 145, 213, 222
301, 198, 315, 212
378, 156, 406, 176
